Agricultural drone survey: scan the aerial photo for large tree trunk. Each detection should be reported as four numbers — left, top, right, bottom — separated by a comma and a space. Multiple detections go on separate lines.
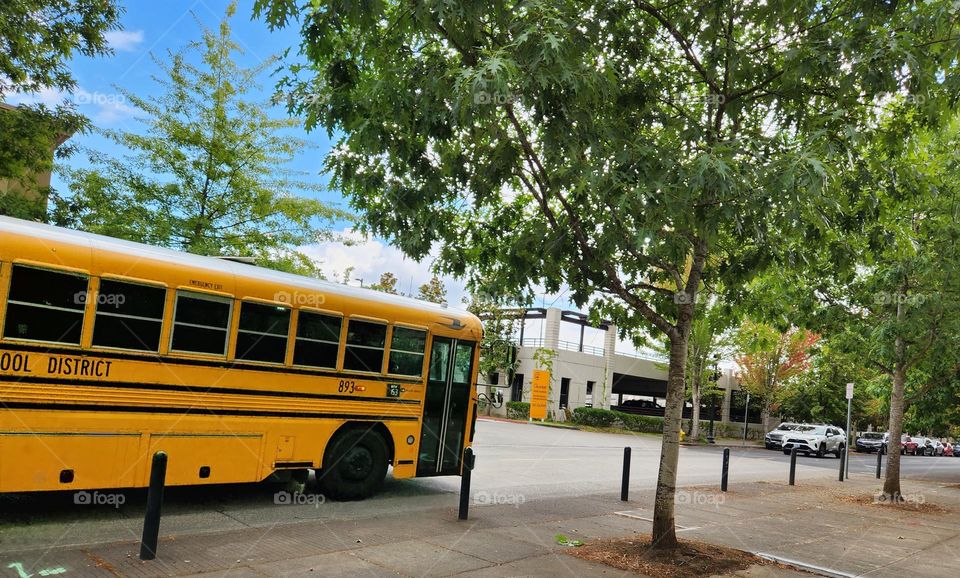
883, 302, 907, 500
651, 332, 689, 550
761, 404, 772, 433
690, 379, 701, 440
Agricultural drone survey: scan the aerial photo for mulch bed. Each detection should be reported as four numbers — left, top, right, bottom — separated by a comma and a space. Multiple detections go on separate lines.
567, 535, 774, 577
837, 493, 949, 514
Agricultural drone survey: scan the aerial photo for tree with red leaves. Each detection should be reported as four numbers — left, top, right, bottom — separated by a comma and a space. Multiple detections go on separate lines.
734, 321, 820, 431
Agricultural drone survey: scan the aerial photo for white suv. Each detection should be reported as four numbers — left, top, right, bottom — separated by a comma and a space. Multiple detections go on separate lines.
781, 425, 846, 458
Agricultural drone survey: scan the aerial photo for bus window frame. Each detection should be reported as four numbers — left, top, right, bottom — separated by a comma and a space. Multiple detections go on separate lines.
89, 275, 169, 354
290, 307, 344, 371
233, 298, 292, 366
385, 323, 429, 379
342, 316, 389, 375
168, 289, 234, 358
2, 262, 91, 348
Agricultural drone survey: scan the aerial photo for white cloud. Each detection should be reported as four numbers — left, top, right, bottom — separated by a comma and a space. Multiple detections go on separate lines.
300, 229, 469, 306
104, 30, 145, 52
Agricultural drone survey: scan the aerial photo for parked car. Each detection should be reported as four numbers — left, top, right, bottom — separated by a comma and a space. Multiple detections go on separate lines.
765, 422, 801, 450
933, 440, 946, 456
855, 432, 888, 453
944, 443, 954, 457
911, 436, 935, 456
782, 425, 846, 458
901, 435, 919, 455
952, 442, 960, 456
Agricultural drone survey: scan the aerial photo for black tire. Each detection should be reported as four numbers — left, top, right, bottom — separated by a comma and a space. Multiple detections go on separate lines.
835, 444, 844, 458
783, 449, 791, 455
816, 443, 826, 458
318, 427, 389, 501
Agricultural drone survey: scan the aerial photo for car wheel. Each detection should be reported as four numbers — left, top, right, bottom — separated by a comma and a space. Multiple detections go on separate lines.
817, 443, 826, 458
783, 449, 791, 455
318, 427, 389, 501
835, 444, 844, 459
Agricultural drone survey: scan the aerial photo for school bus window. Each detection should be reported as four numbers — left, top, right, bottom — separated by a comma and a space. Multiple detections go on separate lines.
3, 265, 87, 345
170, 291, 232, 355
235, 302, 290, 364
343, 320, 386, 373
388, 327, 426, 376
293, 311, 341, 368
91, 280, 166, 351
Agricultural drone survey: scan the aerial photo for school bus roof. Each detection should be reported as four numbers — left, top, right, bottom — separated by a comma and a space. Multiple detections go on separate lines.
0, 216, 481, 337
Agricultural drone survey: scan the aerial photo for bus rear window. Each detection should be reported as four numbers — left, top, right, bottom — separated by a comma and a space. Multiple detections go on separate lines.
3, 265, 87, 345
92, 280, 166, 351
343, 320, 386, 373
235, 302, 290, 364
170, 291, 232, 355
293, 311, 341, 368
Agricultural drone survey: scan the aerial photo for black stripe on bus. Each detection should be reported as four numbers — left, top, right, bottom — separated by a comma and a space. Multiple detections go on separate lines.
1, 376, 420, 405
0, 402, 420, 421
0, 342, 423, 384
274, 461, 314, 468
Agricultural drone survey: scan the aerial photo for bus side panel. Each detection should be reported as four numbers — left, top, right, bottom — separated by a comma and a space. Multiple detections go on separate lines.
146, 433, 265, 486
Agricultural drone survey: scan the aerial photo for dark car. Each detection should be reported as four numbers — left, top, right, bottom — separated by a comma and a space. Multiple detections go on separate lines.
855, 432, 888, 453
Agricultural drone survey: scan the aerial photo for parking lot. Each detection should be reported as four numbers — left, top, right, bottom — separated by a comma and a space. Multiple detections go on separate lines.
1, 419, 958, 556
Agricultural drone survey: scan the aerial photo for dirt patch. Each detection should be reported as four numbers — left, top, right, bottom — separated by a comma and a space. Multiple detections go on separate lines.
837, 493, 950, 514
567, 535, 775, 577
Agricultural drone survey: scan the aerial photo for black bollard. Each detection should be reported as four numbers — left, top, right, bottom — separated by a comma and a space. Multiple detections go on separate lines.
838, 449, 846, 482
721, 448, 730, 492
140, 451, 168, 561
621, 447, 631, 502
458, 448, 475, 521
876, 448, 883, 479
789, 448, 798, 486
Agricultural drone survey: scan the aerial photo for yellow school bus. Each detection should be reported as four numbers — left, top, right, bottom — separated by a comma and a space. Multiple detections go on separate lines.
0, 216, 481, 499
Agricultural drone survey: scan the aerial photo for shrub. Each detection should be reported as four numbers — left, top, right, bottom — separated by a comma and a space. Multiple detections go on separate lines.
571, 407, 618, 427
614, 412, 664, 433
506, 401, 529, 420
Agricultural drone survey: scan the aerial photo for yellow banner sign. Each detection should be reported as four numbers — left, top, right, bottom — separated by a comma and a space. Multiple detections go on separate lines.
530, 369, 550, 420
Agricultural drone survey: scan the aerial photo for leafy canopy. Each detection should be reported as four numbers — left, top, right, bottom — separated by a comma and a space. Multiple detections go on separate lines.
56, 3, 346, 274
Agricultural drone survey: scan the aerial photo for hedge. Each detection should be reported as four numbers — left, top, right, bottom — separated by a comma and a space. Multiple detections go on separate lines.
614, 411, 665, 433
571, 407, 618, 427
506, 401, 530, 420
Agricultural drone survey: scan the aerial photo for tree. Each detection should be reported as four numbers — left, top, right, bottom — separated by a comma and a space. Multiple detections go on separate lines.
734, 321, 819, 431
417, 276, 447, 304
256, 0, 957, 549
369, 272, 399, 294
54, 3, 344, 274
765, 113, 960, 501
0, 0, 122, 219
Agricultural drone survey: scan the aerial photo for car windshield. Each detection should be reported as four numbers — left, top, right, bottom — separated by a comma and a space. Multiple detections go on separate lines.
776, 424, 798, 431
861, 433, 884, 440
795, 425, 825, 434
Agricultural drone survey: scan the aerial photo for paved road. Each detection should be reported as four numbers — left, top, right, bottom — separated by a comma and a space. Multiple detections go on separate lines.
0, 419, 956, 555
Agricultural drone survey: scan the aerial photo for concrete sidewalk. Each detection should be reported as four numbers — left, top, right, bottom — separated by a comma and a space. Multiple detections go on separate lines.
2, 475, 958, 577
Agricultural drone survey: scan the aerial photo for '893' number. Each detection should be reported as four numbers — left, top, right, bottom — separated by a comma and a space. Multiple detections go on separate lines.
338, 380, 357, 394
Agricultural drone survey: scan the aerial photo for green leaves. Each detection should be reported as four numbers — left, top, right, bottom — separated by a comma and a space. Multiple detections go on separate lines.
56, 3, 346, 275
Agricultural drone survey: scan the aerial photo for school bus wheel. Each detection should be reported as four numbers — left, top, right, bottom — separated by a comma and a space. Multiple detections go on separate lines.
318, 427, 389, 500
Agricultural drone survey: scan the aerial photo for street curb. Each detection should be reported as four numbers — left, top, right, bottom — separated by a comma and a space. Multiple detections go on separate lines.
753, 552, 859, 578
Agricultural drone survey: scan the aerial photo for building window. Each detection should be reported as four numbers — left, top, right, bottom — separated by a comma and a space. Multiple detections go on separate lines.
92, 279, 166, 351
343, 320, 387, 373
235, 302, 290, 364
559, 377, 571, 409
170, 291, 232, 356
388, 327, 426, 377
512, 373, 524, 402
3, 265, 88, 345
586, 380, 595, 407
293, 311, 341, 368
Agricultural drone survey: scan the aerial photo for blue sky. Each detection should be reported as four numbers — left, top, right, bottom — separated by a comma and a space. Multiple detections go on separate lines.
10, 0, 623, 352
